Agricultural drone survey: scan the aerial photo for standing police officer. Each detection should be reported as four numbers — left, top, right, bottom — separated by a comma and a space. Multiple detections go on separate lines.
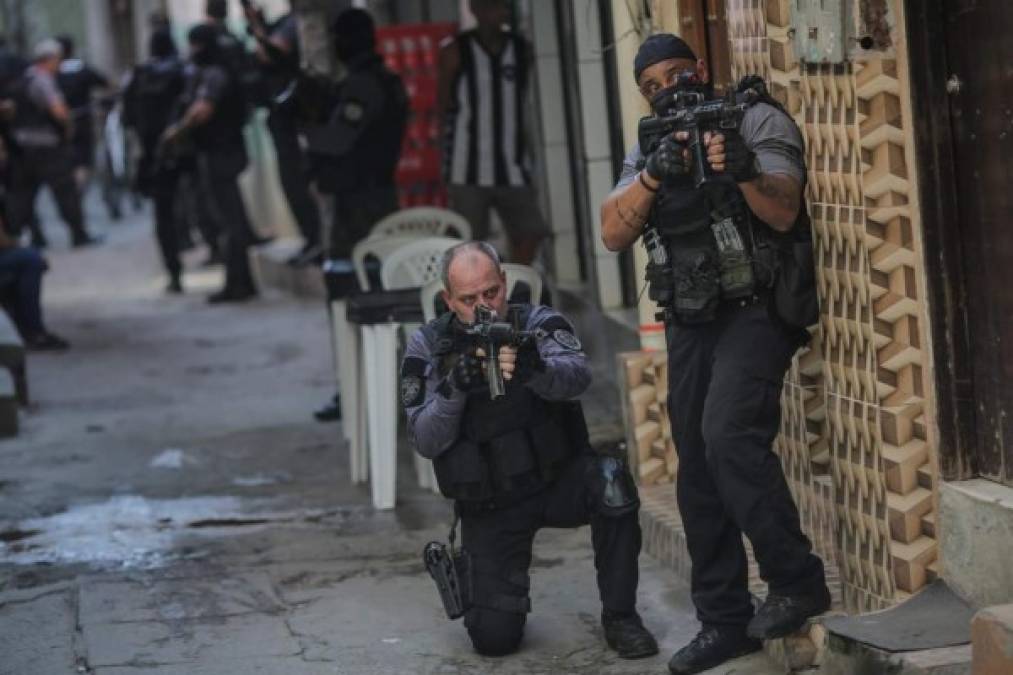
600, 35, 830, 675
6, 39, 98, 248
123, 29, 186, 293
402, 241, 658, 660
164, 24, 257, 303
305, 8, 407, 261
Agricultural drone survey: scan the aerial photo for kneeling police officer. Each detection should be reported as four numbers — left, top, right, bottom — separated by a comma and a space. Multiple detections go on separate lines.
601, 35, 831, 675
402, 241, 658, 660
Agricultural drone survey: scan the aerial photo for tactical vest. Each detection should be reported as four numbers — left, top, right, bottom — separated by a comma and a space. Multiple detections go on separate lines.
428, 307, 587, 505
125, 58, 184, 144
8, 70, 65, 150
646, 78, 816, 329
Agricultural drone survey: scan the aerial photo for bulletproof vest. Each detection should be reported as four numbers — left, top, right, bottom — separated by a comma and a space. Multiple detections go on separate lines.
190, 63, 247, 150
646, 81, 805, 325
314, 56, 408, 193
126, 58, 184, 143
428, 307, 587, 504
8, 70, 64, 150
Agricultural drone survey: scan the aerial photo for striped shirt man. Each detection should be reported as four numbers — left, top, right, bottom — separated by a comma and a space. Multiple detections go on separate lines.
437, 1, 548, 265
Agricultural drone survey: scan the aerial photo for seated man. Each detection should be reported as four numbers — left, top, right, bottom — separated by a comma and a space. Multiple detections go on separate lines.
401, 241, 657, 659
0, 227, 68, 350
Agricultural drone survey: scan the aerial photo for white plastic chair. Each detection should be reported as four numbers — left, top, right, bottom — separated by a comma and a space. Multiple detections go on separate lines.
369, 206, 472, 241
380, 237, 464, 291
351, 235, 421, 292
360, 237, 462, 509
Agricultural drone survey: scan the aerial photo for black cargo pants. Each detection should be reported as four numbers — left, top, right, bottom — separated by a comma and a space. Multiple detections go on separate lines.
197, 146, 257, 295
668, 300, 826, 624
458, 453, 642, 657
666, 301, 827, 628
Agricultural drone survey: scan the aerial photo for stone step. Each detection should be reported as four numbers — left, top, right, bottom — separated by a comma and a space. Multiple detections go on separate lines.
0, 367, 18, 437
638, 485, 844, 672
249, 238, 326, 300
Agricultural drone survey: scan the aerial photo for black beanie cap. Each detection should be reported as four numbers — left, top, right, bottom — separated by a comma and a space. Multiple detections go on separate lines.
634, 34, 697, 82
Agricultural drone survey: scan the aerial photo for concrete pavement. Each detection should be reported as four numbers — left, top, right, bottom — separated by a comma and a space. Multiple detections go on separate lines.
0, 193, 781, 674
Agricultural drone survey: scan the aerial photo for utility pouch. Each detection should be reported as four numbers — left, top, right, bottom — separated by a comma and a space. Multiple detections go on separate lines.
711, 216, 755, 299
423, 516, 472, 620
486, 430, 539, 494
773, 219, 819, 330
670, 246, 721, 324
527, 415, 571, 483
433, 439, 492, 502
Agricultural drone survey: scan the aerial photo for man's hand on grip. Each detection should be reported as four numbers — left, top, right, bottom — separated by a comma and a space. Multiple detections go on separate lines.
704, 129, 760, 183
644, 133, 690, 182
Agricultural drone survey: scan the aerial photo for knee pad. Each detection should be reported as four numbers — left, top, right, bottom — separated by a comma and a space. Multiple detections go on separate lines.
591, 454, 640, 517
466, 608, 525, 656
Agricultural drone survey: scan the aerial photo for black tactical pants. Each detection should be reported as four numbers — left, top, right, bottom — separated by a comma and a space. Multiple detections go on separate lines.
666, 301, 827, 628
6, 146, 87, 242
459, 453, 642, 657
197, 147, 257, 294
267, 111, 321, 247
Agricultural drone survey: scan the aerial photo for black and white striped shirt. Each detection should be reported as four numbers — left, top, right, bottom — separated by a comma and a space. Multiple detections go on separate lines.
444, 30, 531, 187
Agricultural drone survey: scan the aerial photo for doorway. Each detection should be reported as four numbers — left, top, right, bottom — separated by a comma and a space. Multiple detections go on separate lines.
907, 1, 1013, 486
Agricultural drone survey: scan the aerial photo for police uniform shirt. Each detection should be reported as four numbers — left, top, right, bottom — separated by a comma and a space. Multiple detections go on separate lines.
615, 102, 805, 190
304, 52, 391, 159
402, 305, 591, 460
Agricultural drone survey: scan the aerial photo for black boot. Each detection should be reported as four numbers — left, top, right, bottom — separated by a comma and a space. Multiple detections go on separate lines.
746, 587, 831, 640
668, 625, 761, 675
602, 611, 658, 659
314, 393, 342, 422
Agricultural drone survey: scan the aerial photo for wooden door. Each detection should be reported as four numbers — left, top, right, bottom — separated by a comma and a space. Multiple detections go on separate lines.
943, 0, 1013, 485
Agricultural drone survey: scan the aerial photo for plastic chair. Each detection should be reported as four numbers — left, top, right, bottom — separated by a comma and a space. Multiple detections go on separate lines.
380, 237, 463, 290
369, 206, 472, 241
351, 235, 421, 292
359, 236, 462, 508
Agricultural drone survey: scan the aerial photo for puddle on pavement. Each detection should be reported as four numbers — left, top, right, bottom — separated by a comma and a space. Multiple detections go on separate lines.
0, 495, 380, 571
0, 495, 273, 569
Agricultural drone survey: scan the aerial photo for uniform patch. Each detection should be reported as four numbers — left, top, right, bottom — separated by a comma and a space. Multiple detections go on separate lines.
401, 375, 424, 408
342, 100, 365, 124
502, 64, 517, 81
552, 329, 581, 351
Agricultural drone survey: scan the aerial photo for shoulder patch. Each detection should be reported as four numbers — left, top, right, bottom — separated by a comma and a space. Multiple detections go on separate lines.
342, 100, 365, 124
552, 329, 582, 352
401, 374, 424, 408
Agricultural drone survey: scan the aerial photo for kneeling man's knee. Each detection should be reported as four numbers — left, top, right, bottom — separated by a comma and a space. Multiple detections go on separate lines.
465, 608, 525, 656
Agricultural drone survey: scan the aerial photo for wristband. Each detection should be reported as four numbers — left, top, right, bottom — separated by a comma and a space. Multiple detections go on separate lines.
638, 171, 659, 193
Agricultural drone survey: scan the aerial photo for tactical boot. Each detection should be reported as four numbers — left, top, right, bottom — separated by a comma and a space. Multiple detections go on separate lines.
746, 587, 831, 640
668, 625, 761, 675
602, 611, 659, 659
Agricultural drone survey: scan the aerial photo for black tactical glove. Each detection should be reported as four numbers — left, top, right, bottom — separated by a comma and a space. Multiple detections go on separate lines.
644, 134, 690, 182
451, 349, 487, 394
509, 342, 545, 386
720, 129, 761, 183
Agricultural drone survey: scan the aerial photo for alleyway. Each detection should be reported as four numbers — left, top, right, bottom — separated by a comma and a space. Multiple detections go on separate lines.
0, 196, 780, 674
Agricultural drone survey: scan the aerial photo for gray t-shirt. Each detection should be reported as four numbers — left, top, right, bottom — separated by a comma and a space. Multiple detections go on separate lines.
616, 102, 805, 189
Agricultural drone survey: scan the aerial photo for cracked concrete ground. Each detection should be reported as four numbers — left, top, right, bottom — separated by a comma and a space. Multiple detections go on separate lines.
0, 193, 780, 674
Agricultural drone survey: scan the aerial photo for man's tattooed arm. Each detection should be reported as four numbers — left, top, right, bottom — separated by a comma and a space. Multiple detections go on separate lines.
739, 172, 802, 232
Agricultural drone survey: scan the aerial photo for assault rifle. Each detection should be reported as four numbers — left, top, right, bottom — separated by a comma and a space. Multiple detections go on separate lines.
638, 84, 756, 189
459, 306, 537, 400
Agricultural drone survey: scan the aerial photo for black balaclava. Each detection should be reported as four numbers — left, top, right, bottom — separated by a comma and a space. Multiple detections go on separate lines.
331, 8, 376, 64
150, 29, 178, 60
188, 23, 220, 66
